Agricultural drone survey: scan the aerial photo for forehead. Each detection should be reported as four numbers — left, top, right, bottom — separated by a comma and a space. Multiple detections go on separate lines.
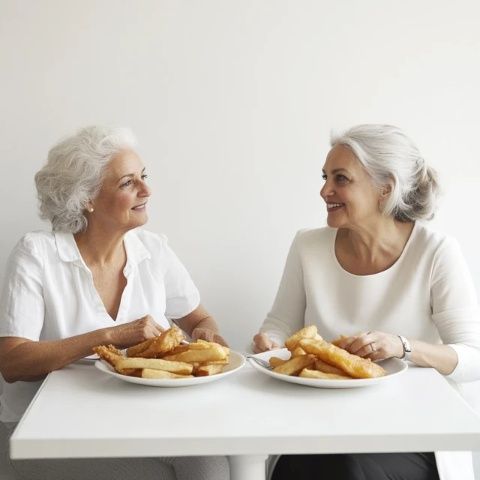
323, 144, 361, 171
104, 149, 144, 179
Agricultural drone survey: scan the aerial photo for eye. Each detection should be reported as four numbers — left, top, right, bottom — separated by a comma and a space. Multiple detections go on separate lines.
141, 174, 148, 181
120, 179, 133, 188
321, 173, 327, 181
335, 174, 349, 185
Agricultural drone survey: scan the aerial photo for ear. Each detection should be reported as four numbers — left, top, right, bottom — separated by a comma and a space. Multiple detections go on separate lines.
380, 183, 392, 198
85, 201, 95, 213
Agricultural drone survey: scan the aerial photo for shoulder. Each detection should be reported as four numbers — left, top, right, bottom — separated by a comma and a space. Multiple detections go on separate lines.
12, 230, 55, 255
411, 223, 459, 256
130, 228, 168, 249
126, 229, 173, 264
293, 226, 335, 248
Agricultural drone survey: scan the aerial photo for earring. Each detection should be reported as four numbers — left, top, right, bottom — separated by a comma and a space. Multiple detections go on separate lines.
89, 208, 94, 213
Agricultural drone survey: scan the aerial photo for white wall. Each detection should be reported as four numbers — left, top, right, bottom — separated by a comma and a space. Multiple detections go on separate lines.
1, 0, 479, 350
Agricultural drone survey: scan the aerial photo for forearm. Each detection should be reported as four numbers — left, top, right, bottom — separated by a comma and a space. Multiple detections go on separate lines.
175, 305, 219, 337
409, 340, 458, 375
0, 328, 112, 382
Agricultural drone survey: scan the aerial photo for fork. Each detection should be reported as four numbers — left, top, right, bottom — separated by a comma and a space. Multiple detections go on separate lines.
246, 355, 273, 370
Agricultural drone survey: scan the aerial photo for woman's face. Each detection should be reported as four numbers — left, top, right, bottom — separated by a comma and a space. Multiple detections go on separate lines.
320, 145, 383, 230
90, 149, 151, 233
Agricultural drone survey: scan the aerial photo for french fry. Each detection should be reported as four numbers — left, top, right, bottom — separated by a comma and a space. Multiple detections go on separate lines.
272, 354, 316, 376
285, 326, 321, 351
269, 357, 287, 368
163, 344, 227, 363
314, 358, 350, 376
141, 369, 193, 379
94, 327, 231, 380
292, 347, 307, 357
115, 357, 193, 375
300, 338, 386, 379
126, 337, 156, 357
195, 364, 225, 376
299, 368, 351, 380
136, 326, 185, 358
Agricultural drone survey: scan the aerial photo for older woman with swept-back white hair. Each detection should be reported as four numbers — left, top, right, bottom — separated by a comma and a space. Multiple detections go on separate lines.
253, 124, 480, 480
0, 126, 229, 480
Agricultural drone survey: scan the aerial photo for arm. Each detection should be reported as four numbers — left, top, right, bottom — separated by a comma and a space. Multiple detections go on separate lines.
253, 232, 306, 352
337, 332, 459, 375
339, 237, 480, 379
0, 315, 164, 383
175, 304, 228, 346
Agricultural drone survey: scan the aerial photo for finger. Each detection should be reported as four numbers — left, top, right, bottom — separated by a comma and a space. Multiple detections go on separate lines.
347, 332, 374, 355
334, 335, 355, 350
253, 333, 272, 352
213, 333, 229, 347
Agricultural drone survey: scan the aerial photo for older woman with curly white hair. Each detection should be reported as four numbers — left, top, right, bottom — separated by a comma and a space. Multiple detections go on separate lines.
253, 124, 480, 480
0, 126, 229, 480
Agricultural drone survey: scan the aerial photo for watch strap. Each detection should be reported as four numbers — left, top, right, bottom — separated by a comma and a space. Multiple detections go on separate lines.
398, 335, 412, 361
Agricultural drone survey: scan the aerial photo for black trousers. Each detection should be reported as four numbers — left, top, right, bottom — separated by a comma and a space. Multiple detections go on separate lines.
272, 453, 440, 480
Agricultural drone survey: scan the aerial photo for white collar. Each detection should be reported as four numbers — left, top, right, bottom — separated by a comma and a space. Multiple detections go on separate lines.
53, 229, 151, 272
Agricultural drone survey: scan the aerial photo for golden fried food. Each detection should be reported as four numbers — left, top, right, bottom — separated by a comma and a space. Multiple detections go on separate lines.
314, 358, 349, 376
299, 368, 351, 380
133, 326, 185, 358
292, 347, 307, 357
93, 345, 139, 375
163, 343, 227, 363
141, 369, 193, 379
115, 357, 193, 375
126, 337, 156, 357
195, 364, 225, 376
285, 325, 321, 351
272, 354, 316, 376
93, 327, 231, 380
269, 356, 287, 368
300, 338, 386, 379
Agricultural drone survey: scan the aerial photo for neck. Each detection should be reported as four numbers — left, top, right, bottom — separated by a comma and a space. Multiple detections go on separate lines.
74, 225, 127, 267
340, 218, 414, 263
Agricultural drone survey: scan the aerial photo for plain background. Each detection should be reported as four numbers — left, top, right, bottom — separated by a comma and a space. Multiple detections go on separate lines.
1, 0, 479, 352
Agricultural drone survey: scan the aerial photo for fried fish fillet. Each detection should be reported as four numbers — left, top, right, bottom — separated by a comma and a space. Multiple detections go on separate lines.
300, 338, 386, 379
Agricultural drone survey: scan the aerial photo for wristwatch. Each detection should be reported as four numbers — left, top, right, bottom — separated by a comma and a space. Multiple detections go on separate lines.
398, 335, 412, 361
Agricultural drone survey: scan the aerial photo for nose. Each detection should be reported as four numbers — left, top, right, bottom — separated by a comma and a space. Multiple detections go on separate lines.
320, 181, 333, 200
138, 179, 151, 197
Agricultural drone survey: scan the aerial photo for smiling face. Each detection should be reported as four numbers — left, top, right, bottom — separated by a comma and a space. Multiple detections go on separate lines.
320, 144, 384, 230
89, 149, 151, 234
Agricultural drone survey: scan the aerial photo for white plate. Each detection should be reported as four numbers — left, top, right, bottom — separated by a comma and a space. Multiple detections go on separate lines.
95, 350, 245, 387
248, 348, 407, 388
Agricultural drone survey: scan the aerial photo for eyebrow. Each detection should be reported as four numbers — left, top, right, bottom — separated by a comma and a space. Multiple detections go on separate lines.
117, 167, 146, 182
322, 168, 350, 174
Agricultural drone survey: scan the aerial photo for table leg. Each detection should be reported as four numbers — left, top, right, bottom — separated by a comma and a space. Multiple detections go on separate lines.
228, 454, 268, 480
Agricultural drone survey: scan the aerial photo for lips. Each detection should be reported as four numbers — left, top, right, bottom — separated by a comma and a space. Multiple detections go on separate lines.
326, 202, 344, 212
131, 202, 147, 211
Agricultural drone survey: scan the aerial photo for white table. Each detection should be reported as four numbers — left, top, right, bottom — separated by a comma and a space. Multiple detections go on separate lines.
10, 361, 480, 480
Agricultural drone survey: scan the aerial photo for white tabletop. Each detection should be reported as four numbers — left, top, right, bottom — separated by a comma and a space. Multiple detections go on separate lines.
10, 360, 480, 461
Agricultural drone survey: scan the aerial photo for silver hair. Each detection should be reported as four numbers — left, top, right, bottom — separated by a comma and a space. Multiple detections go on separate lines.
330, 124, 439, 222
35, 126, 137, 233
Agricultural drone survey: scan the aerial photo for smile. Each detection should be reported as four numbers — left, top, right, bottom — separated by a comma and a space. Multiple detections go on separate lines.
326, 203, 344, 211
131, 203, 147, 211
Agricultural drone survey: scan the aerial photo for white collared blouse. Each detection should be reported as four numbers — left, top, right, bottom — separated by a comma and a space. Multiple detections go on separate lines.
0, 229, 200, 422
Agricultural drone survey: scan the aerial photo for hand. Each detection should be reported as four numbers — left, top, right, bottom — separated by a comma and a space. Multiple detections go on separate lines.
335, 330, 404, 362
252, 333, 280, 353
108, 315, 164, 348
191, 327, 229, 347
